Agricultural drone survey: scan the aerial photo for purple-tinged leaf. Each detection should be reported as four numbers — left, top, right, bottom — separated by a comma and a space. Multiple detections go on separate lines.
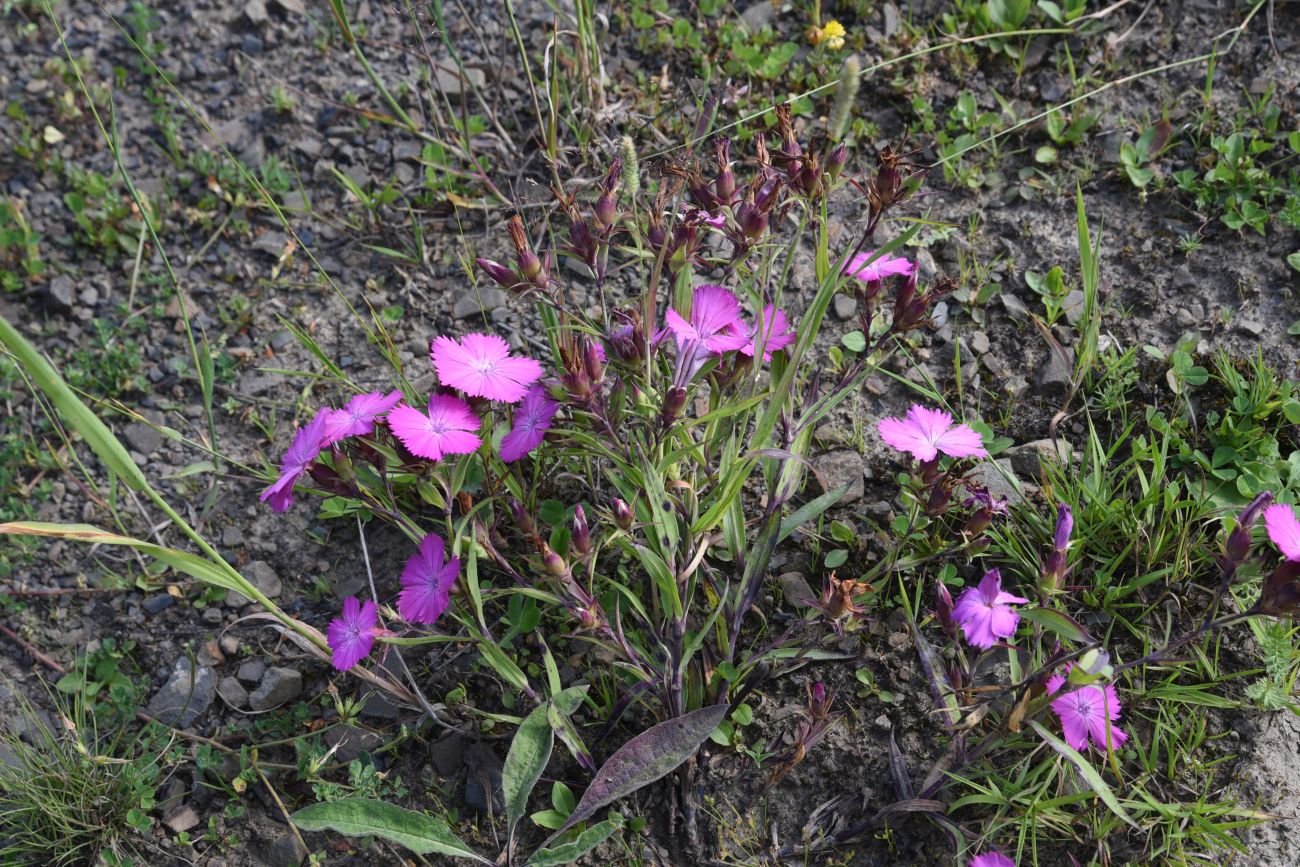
887, 726, 913, 800
559, 704, 728, 834
909, 619, 961, 729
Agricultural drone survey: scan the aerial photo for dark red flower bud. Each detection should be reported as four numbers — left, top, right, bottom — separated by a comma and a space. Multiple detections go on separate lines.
661, 386, 688, 425
476, 257, 517, 289
612, 498, 633, 531
935, 580, 956, 638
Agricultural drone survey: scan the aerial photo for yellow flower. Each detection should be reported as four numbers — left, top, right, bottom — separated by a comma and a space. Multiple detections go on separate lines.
822, 19, 846, 50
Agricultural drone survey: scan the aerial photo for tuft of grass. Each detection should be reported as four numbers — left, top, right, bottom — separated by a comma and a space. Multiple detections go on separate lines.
0, 683, 163, 866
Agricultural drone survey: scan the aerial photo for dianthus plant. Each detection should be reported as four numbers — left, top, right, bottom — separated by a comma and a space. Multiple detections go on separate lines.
263, 112, 951, 775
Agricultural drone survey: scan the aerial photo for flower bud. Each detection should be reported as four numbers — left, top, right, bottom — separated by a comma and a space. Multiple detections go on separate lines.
924, 480, 951, 516
510, 498, 536, 538
507, 215, 546, 287
476, 257, 517, 289
715, 138, 736, 205
661, 386, 688, 425
572, 505, 591, 556
826, 142, 848, 179
612, 498, 633, 531
541, 543, 568, 577
583, 339, 605, 386
1052, 504, 1074, 553
574, 604, 603, 630
963, 507, 994, 538
935, 580, 956, 638
1226, 491, 1273, 565
594, 192, 617, 230
736, 201, 767, 239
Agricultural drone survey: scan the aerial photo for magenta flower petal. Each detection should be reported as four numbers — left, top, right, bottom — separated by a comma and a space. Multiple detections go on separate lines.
322, 389, 404, 446
843, 251, 916, 283
500, 385, 559, 462
952, 568, 1027, 650
397, 533, 460, 625
1265, 503, 1300, 561
878, 405, 988, 461
741, 304, 796, 361
388, 395, 482, 461
259, 408, 331, 512
431, 333, 542, 403
1050, 682, 1127, 752
326, 597, 378, 670
665, 285, 750, 355
970, 854, 1016, 867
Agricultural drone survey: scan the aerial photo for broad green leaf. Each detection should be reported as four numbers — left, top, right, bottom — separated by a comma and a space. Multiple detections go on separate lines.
292, 798, 490, 863
503, 702, 555, 850
526, 812, 624, 866
1029, 720, 1137, 828
0, 313, 147, 490
557, 704, 728, 834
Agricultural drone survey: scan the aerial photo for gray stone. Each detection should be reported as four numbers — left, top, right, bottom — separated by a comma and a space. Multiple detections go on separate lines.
1237, 318, 1265, 337
219, 635, 241, 656
463, 743, 505, 816
324, 724, 384, 763
1006, 438, 1074, 478
452, 287, 509, 319
430, 732, 465, 776
971, 331, 991, 354
776, 572, 817, 608
259, 829, 309, 867
833, 294, 857, 320
740, 0, 774, 31
999, 292, 1029, 321
967, 459, 1025, 506
1037, 346, 1075, 398
236, 659, 267, 686
44, 276, 76, 311
882, 1, 900, 36
814, 449, 865, 505
218, 676, 249, 709
143, 594, 175, 615
1062, 289, 1087, 326
147, 659, 216, 727
248, 667, 302, 711
163, 804, 201, 833
123, 422, 163, 455
433, 63, 486, 98
226, 560, 283, 608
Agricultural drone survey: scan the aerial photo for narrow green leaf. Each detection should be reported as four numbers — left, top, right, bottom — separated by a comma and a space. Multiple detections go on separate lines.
526, 812, 624, 866
779, 484, 850, 542
0, 522, 241, 592
1018, 607, 1093, 643
503, 702, 555, 850
292, 798, 490, 863
0, 313, 147, 490
1028, 720, 1137, 828
557, 704, 728, 834
477, 638, 531, 693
